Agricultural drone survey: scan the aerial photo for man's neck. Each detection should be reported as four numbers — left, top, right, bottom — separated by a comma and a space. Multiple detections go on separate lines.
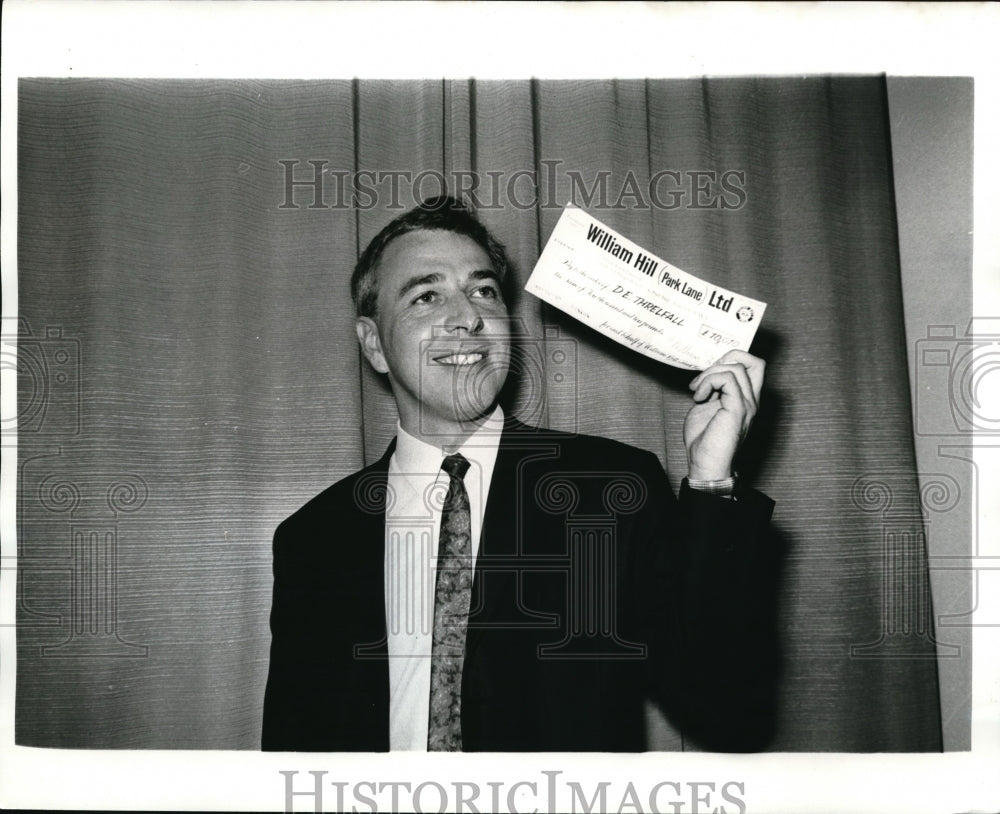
398, 406, 502, 453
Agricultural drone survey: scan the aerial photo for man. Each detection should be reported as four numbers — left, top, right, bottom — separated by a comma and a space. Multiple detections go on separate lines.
262, 197, 776, 752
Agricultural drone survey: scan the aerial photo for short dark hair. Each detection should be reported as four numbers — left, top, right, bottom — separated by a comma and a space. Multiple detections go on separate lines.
350, 195, 513, 318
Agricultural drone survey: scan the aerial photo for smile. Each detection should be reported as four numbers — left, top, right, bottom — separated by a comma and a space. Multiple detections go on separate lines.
433, 352, 487, 366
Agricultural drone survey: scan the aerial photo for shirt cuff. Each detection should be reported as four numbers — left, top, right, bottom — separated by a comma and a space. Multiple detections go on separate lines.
684, 472, 737, 499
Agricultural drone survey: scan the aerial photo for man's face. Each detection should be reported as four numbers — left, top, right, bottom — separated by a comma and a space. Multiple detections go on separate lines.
356, 229, 511, 438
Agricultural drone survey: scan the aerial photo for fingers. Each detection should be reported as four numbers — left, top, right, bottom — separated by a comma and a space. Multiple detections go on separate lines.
690, 363, 757, 410
689, 352, 765, 430
689, 368, 755, 422
692, 351, 765, 401
715, 350, 765, 399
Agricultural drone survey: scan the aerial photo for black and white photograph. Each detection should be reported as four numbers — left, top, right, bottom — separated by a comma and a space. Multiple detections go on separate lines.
2, 3, 998, 813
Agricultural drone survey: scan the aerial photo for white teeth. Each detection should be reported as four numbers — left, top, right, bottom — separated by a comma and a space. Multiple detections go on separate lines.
436, 353, 484, 366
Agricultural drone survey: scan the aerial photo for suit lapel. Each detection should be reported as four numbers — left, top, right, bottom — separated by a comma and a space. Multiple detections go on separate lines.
350, 440, 395, 661
467, 419, 561, 656
333, 442, 394, 749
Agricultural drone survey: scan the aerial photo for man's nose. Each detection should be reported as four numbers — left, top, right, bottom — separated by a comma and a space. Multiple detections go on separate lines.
444, 294, 484, 334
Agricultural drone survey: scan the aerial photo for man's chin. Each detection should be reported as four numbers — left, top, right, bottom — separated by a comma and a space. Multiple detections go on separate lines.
410, 360, 508, 436
446, 360, 506, 410
449, 388, 502, 425
411, 401, 499, 442
416, 386, 503, 435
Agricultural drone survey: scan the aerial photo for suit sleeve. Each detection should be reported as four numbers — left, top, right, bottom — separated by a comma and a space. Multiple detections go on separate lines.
634, 451, 779, 752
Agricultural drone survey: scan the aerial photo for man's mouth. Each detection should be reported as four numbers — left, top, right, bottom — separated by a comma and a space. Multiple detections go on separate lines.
432, 351, 487, 366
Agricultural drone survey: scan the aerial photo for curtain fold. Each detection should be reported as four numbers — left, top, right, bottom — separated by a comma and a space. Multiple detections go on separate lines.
16, 77, 942, 750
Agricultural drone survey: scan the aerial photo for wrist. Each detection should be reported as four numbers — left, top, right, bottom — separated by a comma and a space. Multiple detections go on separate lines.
687, 463, 734, 482
686, 471, 738, 497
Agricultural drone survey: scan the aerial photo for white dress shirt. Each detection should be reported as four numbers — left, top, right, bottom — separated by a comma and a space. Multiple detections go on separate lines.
384, 406, 504, 750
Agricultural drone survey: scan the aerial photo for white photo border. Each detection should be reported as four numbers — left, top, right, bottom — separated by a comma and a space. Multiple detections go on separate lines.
2, 2, 998, 812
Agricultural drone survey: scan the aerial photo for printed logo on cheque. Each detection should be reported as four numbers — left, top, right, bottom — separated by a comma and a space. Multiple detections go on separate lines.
736, 305, 754, 323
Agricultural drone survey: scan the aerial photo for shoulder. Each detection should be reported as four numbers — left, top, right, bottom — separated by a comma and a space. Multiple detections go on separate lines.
275, 453, 391, 539
502, 418, 665, 476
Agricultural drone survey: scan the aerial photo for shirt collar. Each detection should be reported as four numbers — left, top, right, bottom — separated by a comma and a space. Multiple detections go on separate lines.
393, 405, 505, 476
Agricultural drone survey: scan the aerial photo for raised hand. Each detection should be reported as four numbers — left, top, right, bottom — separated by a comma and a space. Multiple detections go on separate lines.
683, 350, 765, 482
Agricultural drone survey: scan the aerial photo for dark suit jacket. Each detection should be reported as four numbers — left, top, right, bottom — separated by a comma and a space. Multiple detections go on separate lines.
262, 417, 776, 752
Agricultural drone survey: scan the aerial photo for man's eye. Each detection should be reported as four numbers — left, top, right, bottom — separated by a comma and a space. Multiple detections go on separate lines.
472, 285, 499, 299
412, 291, 437, 305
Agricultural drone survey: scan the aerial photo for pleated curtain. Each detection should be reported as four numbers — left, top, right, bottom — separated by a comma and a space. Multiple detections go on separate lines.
16, 77, 941, 750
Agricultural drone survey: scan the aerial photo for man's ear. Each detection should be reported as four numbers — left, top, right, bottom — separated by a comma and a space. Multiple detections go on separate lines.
356, 316, 389, 374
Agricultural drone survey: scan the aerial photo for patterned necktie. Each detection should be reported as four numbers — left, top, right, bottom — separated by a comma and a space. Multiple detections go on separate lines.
427, 452, 473, 751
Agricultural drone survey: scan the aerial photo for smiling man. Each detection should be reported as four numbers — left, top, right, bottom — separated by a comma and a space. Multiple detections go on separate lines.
354, 226, 512, 447
262, 196, 777, 753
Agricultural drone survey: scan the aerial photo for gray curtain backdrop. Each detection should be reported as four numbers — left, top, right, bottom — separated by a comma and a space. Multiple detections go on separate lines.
16, 77, 943, 750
